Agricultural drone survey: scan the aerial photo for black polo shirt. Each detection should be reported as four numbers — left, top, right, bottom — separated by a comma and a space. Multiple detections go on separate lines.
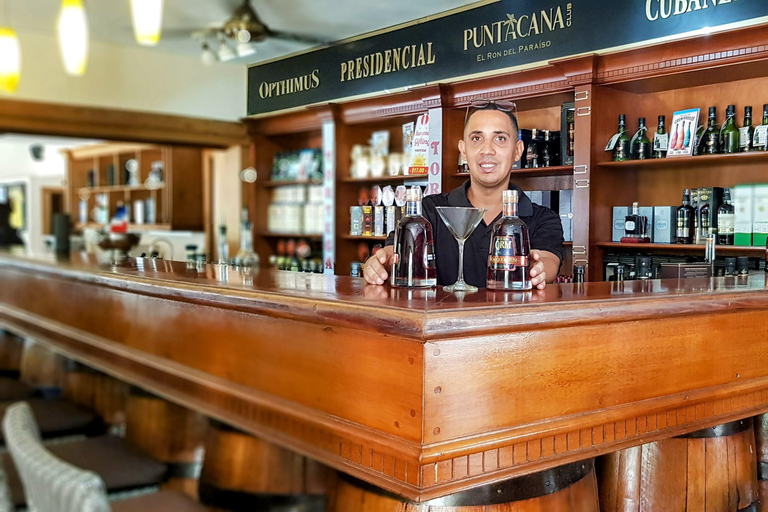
385, 180, 564, 288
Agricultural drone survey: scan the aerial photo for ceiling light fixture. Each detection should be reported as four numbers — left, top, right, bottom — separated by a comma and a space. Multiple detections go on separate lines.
216, 33, 236, 62
0, 27, 20, 93
200, 41, 218, 66
57, 0, 89, 76
236, 41, 255, 58
130, 0, 164, 46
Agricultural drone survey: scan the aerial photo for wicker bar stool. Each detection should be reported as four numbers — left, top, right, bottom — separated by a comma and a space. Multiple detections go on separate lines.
2, 401, 208, 512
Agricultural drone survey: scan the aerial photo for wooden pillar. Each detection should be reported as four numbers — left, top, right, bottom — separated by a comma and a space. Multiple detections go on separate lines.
329, 459, 598, 512
19, 338, 67, 393
0, 330, 24, 377
598, 419, 757, 512
199, 420, 334, 511
125, 387, 208, 497
62, 361, 129, 427
756, 414, 768, 512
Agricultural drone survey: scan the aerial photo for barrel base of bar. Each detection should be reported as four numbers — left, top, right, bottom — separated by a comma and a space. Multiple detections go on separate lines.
330, 459, 598, 511
199, 484, 326, 512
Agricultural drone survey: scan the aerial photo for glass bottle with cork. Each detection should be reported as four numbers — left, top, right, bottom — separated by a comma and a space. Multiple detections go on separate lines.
631, 117, 652, 159
612, 115, 631, 162
392, 186, 436, 288
652, 115, 667, 159
720, 104, 740, 154
487, 189, 532, 291
676, 189, 695, 244
739, 106, 754, 152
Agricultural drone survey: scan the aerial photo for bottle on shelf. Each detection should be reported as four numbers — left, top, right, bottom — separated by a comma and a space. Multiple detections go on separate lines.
631, 117, 651, 160
612, 115, 631, 162
541, 130, 551, 168
698, 106, 720, 155
698, 189, 712, 243
755, 104, 768, 152
231, 208, 260, 268
392, 186, 436, 288
652, 115, 667, 159
739, 106, 754, 152
457, 152, 469, 173
676, 189, 695, 244
217, 223, 228, 265
623, 202, 648, 240
487, 189, 532, 291
526, 129, 540, 168
691, 188, 700, 243
720, 104, 739, 154
716, 188, 734, 246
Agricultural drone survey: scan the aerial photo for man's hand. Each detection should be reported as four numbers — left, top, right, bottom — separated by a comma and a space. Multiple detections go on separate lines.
529, 249, 561, 290
363, 246, 395, 285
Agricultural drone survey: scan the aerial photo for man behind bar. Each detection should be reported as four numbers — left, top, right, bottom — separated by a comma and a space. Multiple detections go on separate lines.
363, 101, 564, 289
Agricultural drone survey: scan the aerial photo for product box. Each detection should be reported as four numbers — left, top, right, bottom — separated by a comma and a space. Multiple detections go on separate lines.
752, 183, 768, 247
653, 206, 678, 244
612, 205, 653, 241
733, 184, 754, 246
559, 189, 573, 242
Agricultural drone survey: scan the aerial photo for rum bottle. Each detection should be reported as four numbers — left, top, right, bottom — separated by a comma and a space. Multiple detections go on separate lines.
717, 188, 735, 246
720, 104, 739, 154
739, 106, 754, 152
652, 115, 667, 159
526, 129, 540, 168
487, 190, 532, 290
676, 189, 695, 244
631, 117, 652, 159
613, 115, 631, 161
392, 186, 436, 288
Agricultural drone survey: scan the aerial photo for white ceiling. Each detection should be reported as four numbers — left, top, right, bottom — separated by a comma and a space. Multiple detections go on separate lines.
3, 0, 481, 65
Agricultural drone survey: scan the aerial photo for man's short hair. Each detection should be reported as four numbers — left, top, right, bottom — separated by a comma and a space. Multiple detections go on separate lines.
465, 103, 520, 135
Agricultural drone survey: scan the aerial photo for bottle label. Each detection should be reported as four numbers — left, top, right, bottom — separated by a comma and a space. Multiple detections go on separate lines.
739, 127, 752, 148
754, 125, 768, 147
614, 140, 630, 160
676, 215, 690, 238
605, 132, 621, 151
489, 236, 528, 270
653, 133, 668, 151
718, 213, 735, 235
625, 220, 636, 231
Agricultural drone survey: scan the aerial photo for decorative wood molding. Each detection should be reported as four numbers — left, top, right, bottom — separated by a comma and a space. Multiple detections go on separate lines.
0, 98, 246, 148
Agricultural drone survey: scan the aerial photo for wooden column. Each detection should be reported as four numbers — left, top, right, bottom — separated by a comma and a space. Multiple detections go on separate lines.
62, 361, 129, 427
199, 420, 335, 511
598, 419, 758, 512
0, 330, 24, 377
19, 338, 67, 394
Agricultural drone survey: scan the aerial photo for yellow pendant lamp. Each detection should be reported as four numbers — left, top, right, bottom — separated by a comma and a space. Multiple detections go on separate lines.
57, 0, 89, 76
130, 0, 164, 46
0, 27, 20, 93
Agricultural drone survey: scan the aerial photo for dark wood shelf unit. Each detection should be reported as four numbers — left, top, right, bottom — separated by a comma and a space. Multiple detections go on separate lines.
598, 152, 768, 170
262, 180, 323, 188
341, 235, 388, 241
597, 242, 765, 256
340, 175, 427, 184
260, 232, 323, 241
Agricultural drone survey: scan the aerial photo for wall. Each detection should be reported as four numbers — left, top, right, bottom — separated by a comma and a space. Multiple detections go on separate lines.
10, 29, 246, 122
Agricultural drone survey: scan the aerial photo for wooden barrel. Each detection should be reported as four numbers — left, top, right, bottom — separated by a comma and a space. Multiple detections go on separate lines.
0, 330, 24, 377
328, 459, 598, 512
62, 361, 129, 427
755, 414, 768, 512
125, 387, 208, 497
19, 338, 67, 394
199, 420, 334, 512
598, 419, 757, 512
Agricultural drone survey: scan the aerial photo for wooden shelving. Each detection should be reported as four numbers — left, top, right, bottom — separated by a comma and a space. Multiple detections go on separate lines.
342, 235, 388, 241
260, 232, 323, 240
262, 180, 323, 188
598, 152, 768, 170
340, 174, 428, 184
75, 223, 171, 231
449, 166, 574, 178
77, 184, 165, 194
597, 242, 764, 256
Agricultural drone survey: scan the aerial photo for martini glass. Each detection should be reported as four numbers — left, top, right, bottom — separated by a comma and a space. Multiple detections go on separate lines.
436, 206, 487, 293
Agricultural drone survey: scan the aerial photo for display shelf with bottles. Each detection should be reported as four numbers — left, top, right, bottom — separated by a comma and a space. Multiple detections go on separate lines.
596, 242, 765, 256
65, 143, 203, 232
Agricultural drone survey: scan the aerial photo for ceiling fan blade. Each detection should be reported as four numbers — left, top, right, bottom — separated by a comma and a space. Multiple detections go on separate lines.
267, 29, 332, 46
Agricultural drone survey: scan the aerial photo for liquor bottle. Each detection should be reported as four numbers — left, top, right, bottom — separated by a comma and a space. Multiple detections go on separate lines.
526, 129, 540, 168
631, 118, 651, 159
698, 189, 712, 242
755, 104, 768, 151
624, 202, 647, 238
739, 106, 754, 152
676, 189, 695, 244
720, 104, 739, 154
692, 123, 706, 155
652, 115, 667, 159
217, 224, 229, 265
541, 130, 551, 167
231, 208, 260, 268
613, 115, 631, 161
717, 188, 735, 246
392, 186, 436, 288
487, 189, 532, 290
700, 107, 720, 155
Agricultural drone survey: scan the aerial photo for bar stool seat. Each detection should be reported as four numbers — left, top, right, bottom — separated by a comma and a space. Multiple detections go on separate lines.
3, 435, 169, 507
111, 490, 209, 512
0, 376, 34, 402
0, 398, 104, 443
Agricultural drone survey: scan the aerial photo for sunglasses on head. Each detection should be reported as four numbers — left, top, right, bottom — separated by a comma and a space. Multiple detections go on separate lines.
464, 98, 519, 134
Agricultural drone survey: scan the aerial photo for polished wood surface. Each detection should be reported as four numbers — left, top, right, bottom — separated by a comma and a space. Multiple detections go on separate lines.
63, 362, 129, 426
598, 422, 757, 512
756, 414, 768, 512
19, 338, 67, 391
1, 251, 768, 501
0, 331, 24, 375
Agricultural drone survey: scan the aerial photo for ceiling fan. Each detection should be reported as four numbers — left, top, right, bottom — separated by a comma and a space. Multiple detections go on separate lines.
191, 0, 331, 63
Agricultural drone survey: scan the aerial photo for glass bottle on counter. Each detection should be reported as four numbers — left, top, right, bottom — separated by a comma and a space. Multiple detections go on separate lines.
231, 209, 260, 268
487, 189, 532, 291
392, 186, 436, 288
613, 115, 631, 162
526, 129, 540, 168
652, 115, 667, 159
739, 106, 754, 152
717, 189, 735, 246
631, 117, 652, 160
720, 104, 739, 154
676, 189, 695, 244
217, 223, 228, 265
699, 106, 720, 155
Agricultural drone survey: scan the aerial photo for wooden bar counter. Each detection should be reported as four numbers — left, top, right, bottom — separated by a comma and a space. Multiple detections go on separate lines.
1, 250, 767, 502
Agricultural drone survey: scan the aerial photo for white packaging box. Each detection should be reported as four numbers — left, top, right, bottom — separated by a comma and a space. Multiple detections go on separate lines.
733, 183, 754, 247
752, 183, 768, 247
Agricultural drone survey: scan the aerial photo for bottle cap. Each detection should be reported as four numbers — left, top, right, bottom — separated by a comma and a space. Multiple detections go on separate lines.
709, 106, 717, 116
619, 114, 626, 123
502, 189, 519, 204
406, 185, 423, 203
745, 106, 752, 115
727, 105, 735, 114
764, 104, 768, 113
638, 117, 646, 125
658, 115, 665, 123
